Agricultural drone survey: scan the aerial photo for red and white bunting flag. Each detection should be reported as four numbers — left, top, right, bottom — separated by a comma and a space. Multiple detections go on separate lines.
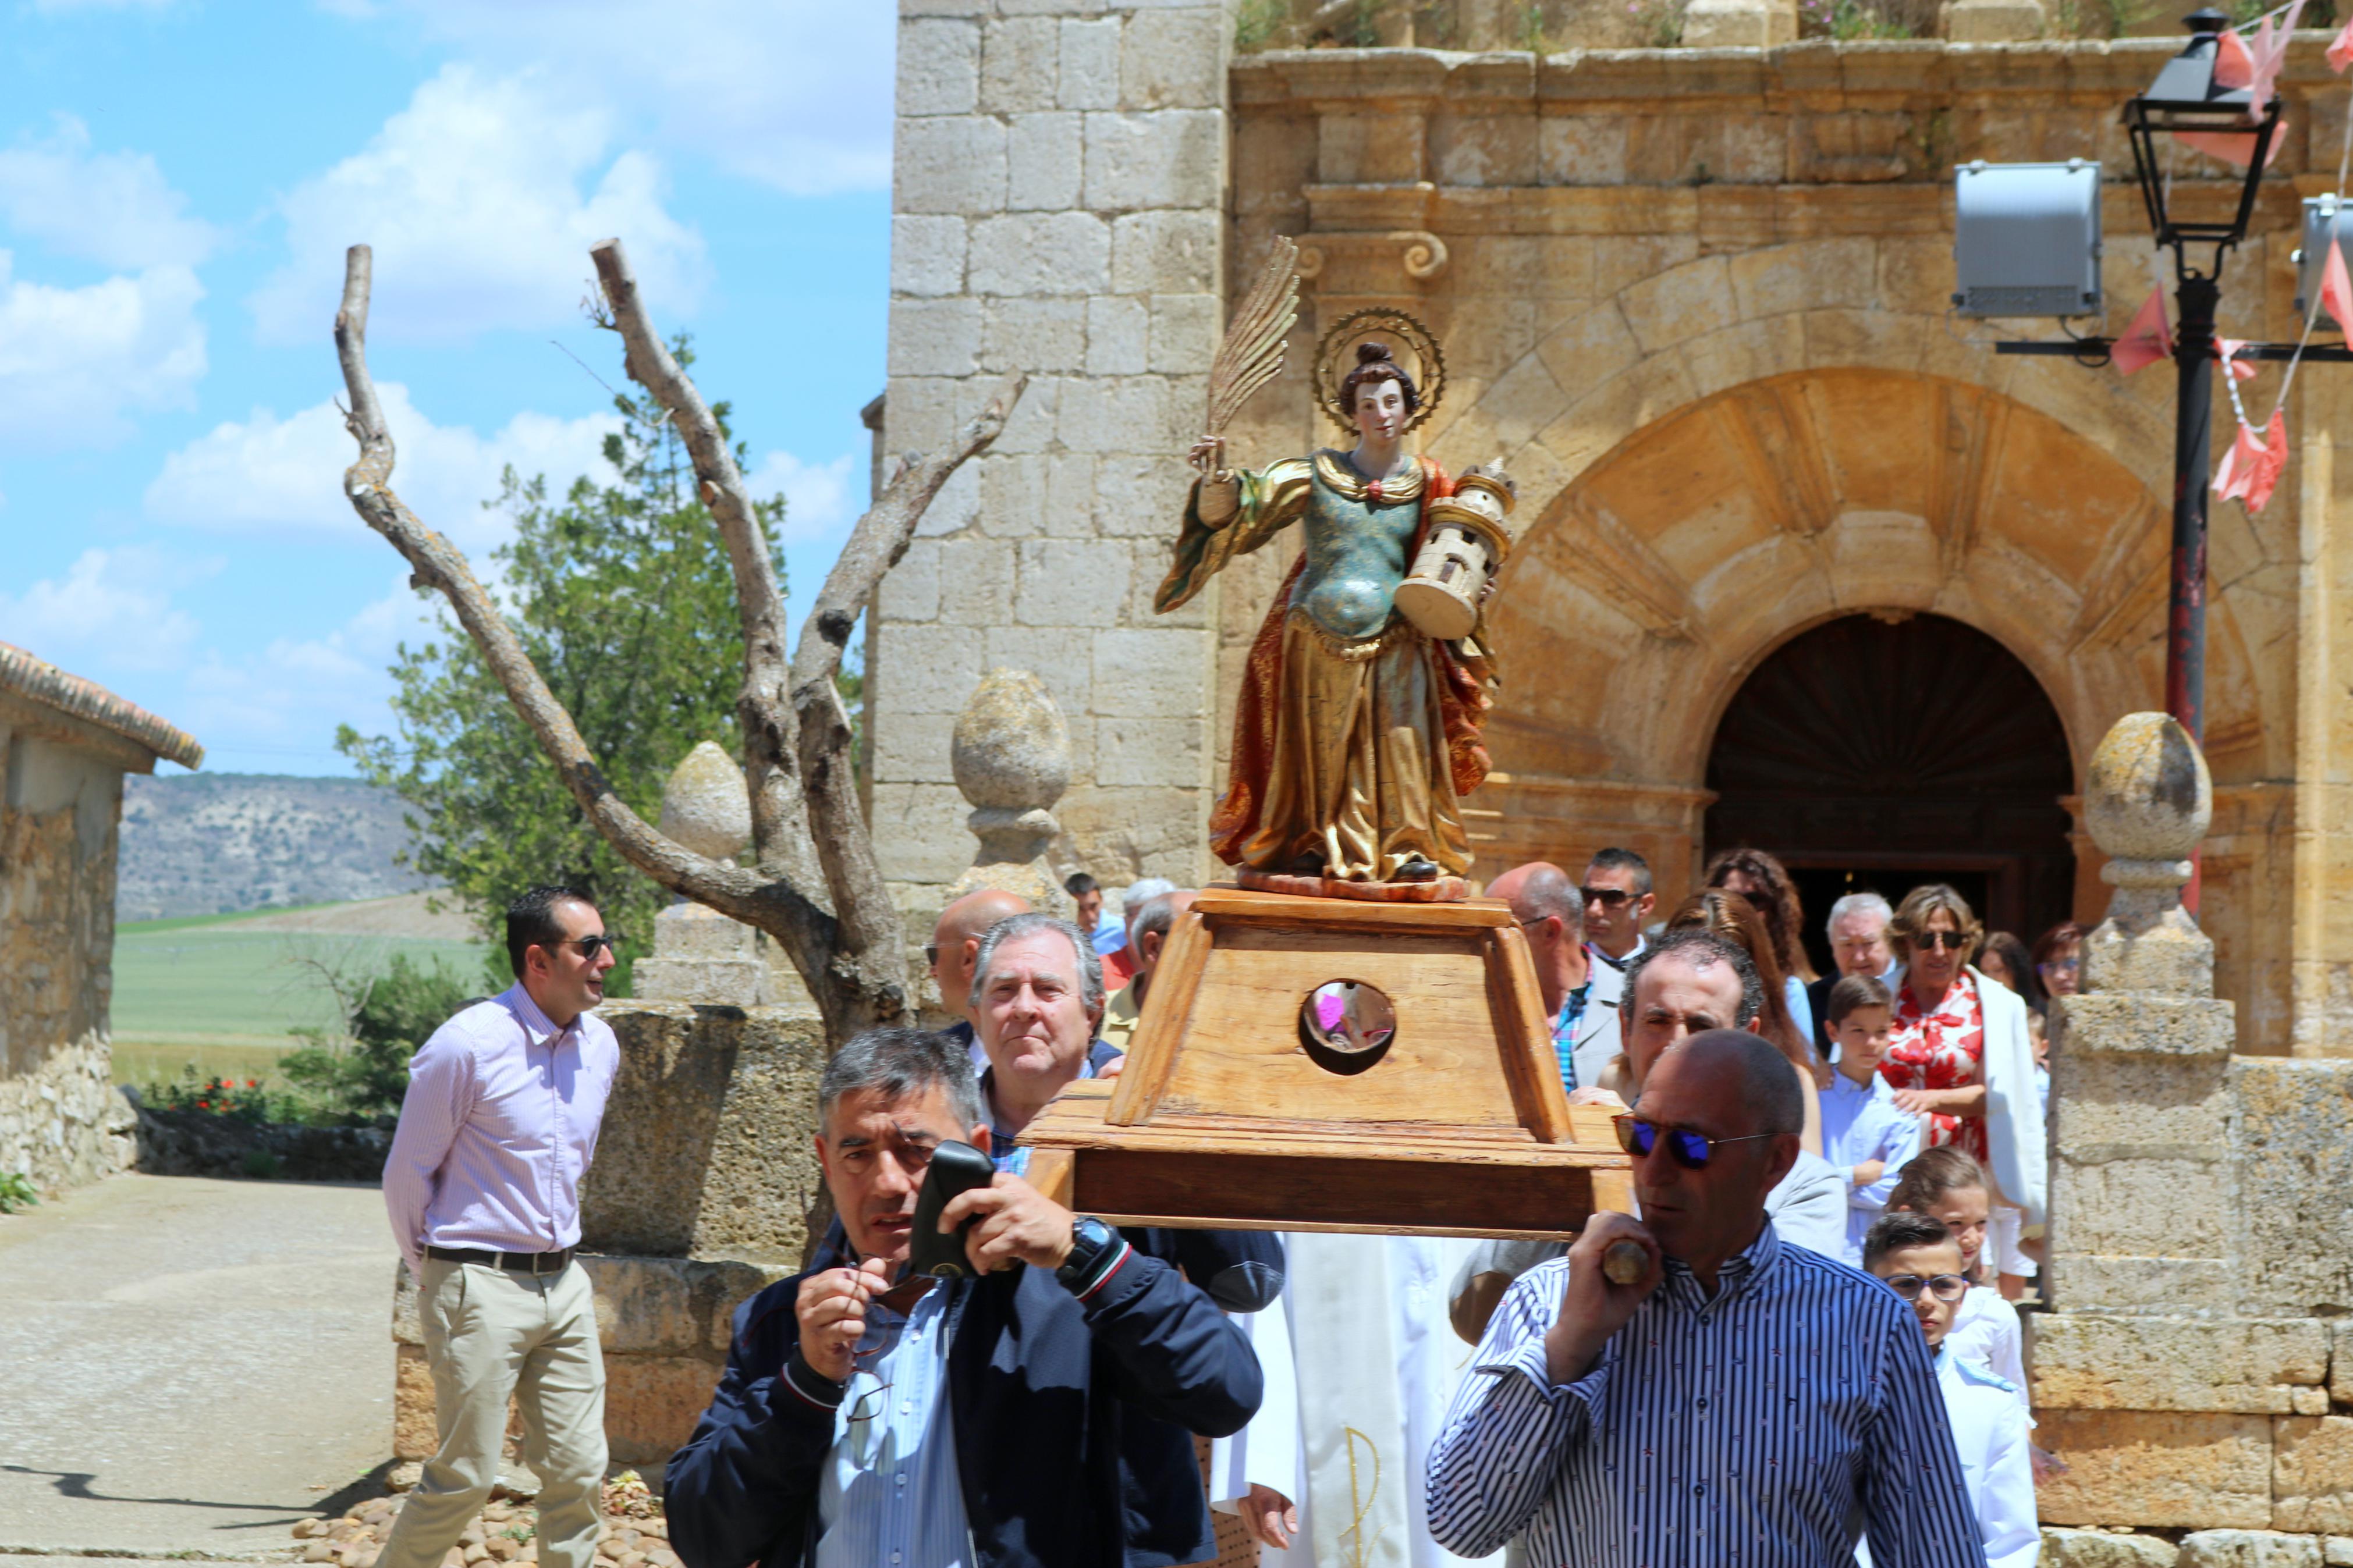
2324, 239, 2353, 337
2214, 410, 2291, 513
2244, 2, 2304, 120
2214, 418, 2263, 502
2330, 10, 2353, 72
2112, 286, 2173, 375
2217, 339, 2260, 383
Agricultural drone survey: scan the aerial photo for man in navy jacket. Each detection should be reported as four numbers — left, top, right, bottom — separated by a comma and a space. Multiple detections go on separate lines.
666, 1027, 1263, 1568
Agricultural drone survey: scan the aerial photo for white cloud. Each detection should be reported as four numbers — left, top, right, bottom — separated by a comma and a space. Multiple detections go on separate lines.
250, 63, 707, 345
0, 546, 208, 671
367, 1, 893, 197
0, 116, 215, 269
746, 449, 859, 545
0, 250, 206, 449
175, 578, 431, 754
145, 381, 622, 551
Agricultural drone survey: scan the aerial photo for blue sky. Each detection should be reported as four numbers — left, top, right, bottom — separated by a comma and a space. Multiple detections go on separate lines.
0, 1, 895, 776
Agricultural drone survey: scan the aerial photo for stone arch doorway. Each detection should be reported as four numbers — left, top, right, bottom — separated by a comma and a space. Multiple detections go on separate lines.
1703, 611, 2078, 973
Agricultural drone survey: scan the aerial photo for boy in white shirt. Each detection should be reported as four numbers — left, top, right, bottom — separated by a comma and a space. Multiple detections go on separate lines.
1864, 1211, 2038, 1568
1819, 975, 1920, 1265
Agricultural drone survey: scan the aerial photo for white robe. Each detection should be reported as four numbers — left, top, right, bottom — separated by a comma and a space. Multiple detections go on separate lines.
1210, 1234, 1503, 1568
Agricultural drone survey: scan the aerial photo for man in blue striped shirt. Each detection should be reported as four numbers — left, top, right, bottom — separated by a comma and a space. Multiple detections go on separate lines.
1425, 1029, 1983, 1568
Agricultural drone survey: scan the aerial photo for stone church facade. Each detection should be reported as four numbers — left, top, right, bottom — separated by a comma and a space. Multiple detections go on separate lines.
868, 0, 2353, 1063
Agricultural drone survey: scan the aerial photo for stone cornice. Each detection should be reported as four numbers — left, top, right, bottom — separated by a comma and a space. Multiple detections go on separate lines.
1234, 37, 2353, 111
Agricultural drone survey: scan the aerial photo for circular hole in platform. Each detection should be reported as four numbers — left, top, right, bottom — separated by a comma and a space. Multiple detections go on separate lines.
1298, 980, 1396, 1076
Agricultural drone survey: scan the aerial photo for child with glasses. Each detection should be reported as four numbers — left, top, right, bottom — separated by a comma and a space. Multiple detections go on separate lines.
1884, 1148, 2025, 1398
1819, 975, 1920, 1265
1862, 1211, 2039, 1568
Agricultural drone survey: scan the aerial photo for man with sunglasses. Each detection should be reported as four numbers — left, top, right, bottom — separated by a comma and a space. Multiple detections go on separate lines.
378, 886, 623, 1568
1426, 1028, 1980, 1568
1863, 1211, 2039, 1568
1574, 848, 1654, 1091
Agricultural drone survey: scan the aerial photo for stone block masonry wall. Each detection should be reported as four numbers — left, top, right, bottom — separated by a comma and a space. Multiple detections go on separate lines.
0, 720, 136, 1191
869, 0, 1237, 922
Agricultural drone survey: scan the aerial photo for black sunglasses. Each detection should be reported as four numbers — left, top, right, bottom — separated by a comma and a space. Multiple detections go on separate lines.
1581, 886, 1634, 908
545, 934, 621, 959
1613, 1114, 1781, 1169
1912, 930, 1970, 951
1880, 1272, 1969, 1303
923, 942, 941, 968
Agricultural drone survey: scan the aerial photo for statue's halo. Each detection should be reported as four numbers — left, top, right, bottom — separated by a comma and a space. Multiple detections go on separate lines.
1314, 307, 1447, 436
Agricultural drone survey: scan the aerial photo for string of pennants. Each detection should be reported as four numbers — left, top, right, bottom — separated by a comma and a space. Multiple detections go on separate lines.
2110, 0, 2353, 513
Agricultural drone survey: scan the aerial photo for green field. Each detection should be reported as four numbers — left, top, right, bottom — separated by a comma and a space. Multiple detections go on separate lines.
112, 912, 489, 1090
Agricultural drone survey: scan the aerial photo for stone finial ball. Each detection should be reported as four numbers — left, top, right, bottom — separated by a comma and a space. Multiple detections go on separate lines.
952, 669, 1071, 812
2084, 711, 2210, 863
659, 740, 753, 862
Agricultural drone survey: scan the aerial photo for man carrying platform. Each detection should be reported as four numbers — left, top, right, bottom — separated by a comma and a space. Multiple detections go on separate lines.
1425, 1029, 1982, 1567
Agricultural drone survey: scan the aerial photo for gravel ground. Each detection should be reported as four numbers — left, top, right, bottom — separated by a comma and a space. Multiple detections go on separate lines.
288, 1477, 676, 1568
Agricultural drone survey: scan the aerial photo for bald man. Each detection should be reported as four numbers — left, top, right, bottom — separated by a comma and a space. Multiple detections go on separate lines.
929, 888, 1031, 1061
1427, 1029, 1980, 1568
1489, 862, 1591, 1096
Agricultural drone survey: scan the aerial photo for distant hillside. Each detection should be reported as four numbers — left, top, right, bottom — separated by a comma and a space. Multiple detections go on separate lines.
117, 773, 437, 921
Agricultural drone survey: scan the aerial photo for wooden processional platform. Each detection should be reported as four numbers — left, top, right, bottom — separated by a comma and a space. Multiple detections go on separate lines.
1019, 886, 1632, 1239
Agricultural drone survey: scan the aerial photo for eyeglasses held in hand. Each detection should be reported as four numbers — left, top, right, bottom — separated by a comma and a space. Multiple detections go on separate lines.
1613, 1114, 1782, 1169
1912, 930, 1969, 951
1581, 886, 1633, 908
546, 934, 621, 959
1880, 1272, 1970, 1302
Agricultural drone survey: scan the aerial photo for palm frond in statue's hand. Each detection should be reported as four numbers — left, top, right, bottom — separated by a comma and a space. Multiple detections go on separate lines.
1202, 235, 1299, 450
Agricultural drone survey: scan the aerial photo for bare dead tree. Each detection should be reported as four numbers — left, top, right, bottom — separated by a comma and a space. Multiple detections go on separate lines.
334, 240, 1025, 1041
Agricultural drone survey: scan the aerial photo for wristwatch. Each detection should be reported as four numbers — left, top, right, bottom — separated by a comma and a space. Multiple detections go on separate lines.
1056, 1216, 1123, 1294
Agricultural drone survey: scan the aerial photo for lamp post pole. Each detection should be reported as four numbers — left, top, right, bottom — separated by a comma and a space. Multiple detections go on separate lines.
2169, 271, 2219, 746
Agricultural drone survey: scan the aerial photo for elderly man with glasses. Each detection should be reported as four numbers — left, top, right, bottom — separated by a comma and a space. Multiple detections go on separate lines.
378, 886, 624, 1568
1426, 1026, 1982, 1568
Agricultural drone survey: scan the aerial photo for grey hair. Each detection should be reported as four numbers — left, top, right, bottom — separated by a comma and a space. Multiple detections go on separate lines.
1668, 1028, 1806, 1138
1127, 889, 1194, 946
1120, 877, 1177, 911
818, 1026, 984, 1133
968, 911, 1104, 1015
1501, 863, 1581, 932
1620, 927, 1765, 1033
1826, 891, 1894, 938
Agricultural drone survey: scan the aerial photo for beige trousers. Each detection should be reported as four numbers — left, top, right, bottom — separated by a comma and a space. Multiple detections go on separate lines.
378, 1261, 607, 1568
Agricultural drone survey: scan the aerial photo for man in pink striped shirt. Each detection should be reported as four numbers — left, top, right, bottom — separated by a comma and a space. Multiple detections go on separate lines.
378, 886, 623, 1568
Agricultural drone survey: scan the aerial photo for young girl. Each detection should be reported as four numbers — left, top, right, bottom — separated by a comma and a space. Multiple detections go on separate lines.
1886, 1147, 2024, 1398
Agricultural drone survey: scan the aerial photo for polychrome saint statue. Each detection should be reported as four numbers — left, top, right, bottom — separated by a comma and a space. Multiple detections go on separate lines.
1155, 256, 1506, 896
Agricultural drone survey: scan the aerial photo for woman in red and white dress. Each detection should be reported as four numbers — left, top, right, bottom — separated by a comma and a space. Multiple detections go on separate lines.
1880, 883, 2045, 1299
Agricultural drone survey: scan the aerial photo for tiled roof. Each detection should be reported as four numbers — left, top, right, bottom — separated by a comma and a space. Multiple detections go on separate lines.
0, 641, 204, 770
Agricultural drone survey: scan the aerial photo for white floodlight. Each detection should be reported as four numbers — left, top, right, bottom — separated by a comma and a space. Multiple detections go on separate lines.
2293, 195, 2353, 318
1951, 159, 2103, 318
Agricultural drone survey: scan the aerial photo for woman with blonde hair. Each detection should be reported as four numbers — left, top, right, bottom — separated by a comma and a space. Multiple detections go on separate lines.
1882, 883, 2045, 1299
1665, 887, 1825, 1155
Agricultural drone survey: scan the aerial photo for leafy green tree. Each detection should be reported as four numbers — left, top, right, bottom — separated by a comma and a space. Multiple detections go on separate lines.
338, 339, 783, 993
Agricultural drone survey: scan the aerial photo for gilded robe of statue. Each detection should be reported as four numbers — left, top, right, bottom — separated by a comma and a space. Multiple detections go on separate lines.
1156, 449, 1493, 883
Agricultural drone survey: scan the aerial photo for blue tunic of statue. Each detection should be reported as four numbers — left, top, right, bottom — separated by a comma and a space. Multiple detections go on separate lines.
1290, 456, 1419, 642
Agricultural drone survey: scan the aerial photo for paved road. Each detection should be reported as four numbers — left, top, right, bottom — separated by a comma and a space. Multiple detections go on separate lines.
0, 1173, 397, 1558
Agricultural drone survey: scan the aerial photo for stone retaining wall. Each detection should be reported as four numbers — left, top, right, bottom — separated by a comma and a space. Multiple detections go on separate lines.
0, 1032, 132, 1192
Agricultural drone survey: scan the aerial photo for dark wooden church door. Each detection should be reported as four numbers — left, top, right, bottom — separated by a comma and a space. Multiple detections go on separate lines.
1703, 613, 2077, 974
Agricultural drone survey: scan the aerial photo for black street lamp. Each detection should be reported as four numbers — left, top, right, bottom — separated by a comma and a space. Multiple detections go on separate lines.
2118, 10, 2281, 744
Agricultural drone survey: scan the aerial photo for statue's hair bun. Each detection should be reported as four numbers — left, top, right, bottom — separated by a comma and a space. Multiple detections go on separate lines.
1355, 341, 1396, 365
